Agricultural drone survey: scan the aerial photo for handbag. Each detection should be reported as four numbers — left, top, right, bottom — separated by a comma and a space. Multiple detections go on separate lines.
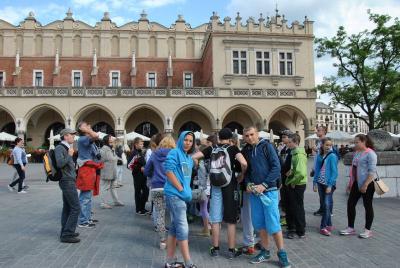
7, 155, 14, 166
191, 187, 207, 203
374, 172, 389, 196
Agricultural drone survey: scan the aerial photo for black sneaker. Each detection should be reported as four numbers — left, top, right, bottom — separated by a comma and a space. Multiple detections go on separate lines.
136, 211, 147, 216
209, 246, 220, 257
78, 223, 96, 228
164, 262, 184, 268
313, 210, 323, 216
23, 185, 29, 190
297, 233, 306, 239
286, 231, 296, 239
60, 236, 80, 243
228, 248, 242, 259
90, 219, 99, 223
71, 232, 80, 237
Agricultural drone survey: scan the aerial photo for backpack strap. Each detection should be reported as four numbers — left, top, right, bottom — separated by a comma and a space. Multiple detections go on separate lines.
320, 152, 333, 169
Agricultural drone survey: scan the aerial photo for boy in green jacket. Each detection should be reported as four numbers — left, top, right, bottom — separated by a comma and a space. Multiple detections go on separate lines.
285, 133, 307, 239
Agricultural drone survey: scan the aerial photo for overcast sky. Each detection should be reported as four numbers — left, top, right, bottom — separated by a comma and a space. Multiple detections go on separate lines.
1, 0, 399, 105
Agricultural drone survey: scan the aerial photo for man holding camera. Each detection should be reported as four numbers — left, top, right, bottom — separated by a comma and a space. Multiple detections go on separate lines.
76, 122, 103, 228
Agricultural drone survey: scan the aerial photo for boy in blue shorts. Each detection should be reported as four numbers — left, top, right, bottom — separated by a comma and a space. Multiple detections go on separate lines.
243, 126, 291, 268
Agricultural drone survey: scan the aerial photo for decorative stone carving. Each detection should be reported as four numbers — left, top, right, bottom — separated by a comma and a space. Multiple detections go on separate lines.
368, 130, 393, 151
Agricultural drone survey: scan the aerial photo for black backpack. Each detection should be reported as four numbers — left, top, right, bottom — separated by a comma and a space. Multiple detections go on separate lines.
209, 145, 232, 187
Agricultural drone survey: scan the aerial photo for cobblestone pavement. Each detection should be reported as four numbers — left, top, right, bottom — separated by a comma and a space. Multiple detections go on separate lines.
0, 160, 399, 268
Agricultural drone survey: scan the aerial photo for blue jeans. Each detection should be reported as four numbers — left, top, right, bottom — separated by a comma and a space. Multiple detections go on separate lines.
241, 192, 255, 246
79, 190, 92, 225
318, 183, 334, 229
166, 195, 189, 241
59, 179, 80, 237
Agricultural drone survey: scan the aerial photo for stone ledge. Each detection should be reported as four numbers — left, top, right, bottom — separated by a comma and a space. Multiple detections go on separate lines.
343, 151, 400, 166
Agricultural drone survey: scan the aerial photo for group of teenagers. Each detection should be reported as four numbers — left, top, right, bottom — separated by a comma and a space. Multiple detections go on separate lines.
7, 121, 379, 268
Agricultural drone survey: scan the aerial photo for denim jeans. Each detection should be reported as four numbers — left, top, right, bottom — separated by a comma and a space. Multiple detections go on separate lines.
10, 164, 26, 192
165, 195, 189, 241
79, 190, 92, 224
317, 183, 334, 229
59, 179, 80, 237
241, 191, 255, 246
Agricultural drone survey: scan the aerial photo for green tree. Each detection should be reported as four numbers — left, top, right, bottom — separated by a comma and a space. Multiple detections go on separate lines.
315, 12, 400, 130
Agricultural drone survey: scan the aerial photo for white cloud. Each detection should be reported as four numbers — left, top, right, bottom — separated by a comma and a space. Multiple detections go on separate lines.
0, 6, 32, 25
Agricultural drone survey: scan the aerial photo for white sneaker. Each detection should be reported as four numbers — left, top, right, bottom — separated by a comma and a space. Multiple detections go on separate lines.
17, 190, 27, 194
8, 185, 14, 192
359, 229, 372, 239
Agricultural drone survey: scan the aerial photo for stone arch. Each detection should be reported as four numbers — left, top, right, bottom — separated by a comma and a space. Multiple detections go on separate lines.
24, 104, 67, 148
221, 104, 263, 133
74, 104, 117, 132
173, 104, 215, 134
267, 104, 309, 144
124, 104, 165, 136
0, 105, 16, 134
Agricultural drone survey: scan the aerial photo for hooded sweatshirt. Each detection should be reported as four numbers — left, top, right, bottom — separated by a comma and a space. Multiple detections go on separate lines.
285, 147, 308, 186
313, 150, 338, 187
163, 131, 195, 202
144, 148, 171, 189
246, 138, 281, 189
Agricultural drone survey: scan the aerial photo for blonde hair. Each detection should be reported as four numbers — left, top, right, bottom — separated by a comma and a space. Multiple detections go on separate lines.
159, 136, 176, 149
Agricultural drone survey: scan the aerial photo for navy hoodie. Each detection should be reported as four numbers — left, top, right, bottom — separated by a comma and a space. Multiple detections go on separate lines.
246, 138, 281, 188
144, 148, 171, 189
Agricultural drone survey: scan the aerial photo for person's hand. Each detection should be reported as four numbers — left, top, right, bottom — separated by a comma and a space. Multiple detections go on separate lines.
286, 170, 292, 177
141, 167, 145, 173
21, 166, 26, 171
360, 184, 368, 193
68, 147, 74, 157
313, 185, 318, 192
254, 184, 266, 194
326, 187, 332, 194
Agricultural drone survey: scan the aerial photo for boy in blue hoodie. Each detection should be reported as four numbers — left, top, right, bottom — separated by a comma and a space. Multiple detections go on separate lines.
164, 131, 197, 268
243, 126, 291, 268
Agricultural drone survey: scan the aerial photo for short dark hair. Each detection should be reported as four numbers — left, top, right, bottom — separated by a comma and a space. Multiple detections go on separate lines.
243, 125, 258, 133
206, 135, 218, 146
133, 137, 143, 145
14, 137, 23, 144
317, 125, 328, 134
288, 133, 301, 145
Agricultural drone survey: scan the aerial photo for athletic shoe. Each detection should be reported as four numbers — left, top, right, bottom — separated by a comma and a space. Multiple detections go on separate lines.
297, 234, 306, 239
320, 228, 331, 236
90, 219, 99, 223
136, 211, 147, 216
254, 242, 262, 251
359, 229, 372, 239
160, 241, 167, 250
313, 210, 323, 216
227, 248, 242, 259
209, 246, 220, 257
326, 226, 335, 232
17, 190, 27, 194
7, 185, 14, 192
340, 227, 356, 236
78, 223, 96, 228
286, 231, 296, 239
241, 245, 255, 255
250, 249, 270, 264
277, 249, 291, 268
100, 203, 112, 209
60, 236, 80, 243
187, 265, 198, 268
143, 209, 151, 215
114, 201, 125, 206
23, 185, 29, 190
164, 262, 184, 268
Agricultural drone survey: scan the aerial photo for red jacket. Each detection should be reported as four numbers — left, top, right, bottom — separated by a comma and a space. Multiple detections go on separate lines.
76, 160, 104, 196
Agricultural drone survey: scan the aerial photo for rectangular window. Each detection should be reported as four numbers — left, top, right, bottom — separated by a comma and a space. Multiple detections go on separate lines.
147, 72, 156, 88
72, 71, 82, 87
184, 73, 193, 88
109, 71, 120, 87
33, 70, 43, 87
279, 52, 294, 76
256, 51, 270, 75
232, 50, 247, 74
0, 71, 4, 87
